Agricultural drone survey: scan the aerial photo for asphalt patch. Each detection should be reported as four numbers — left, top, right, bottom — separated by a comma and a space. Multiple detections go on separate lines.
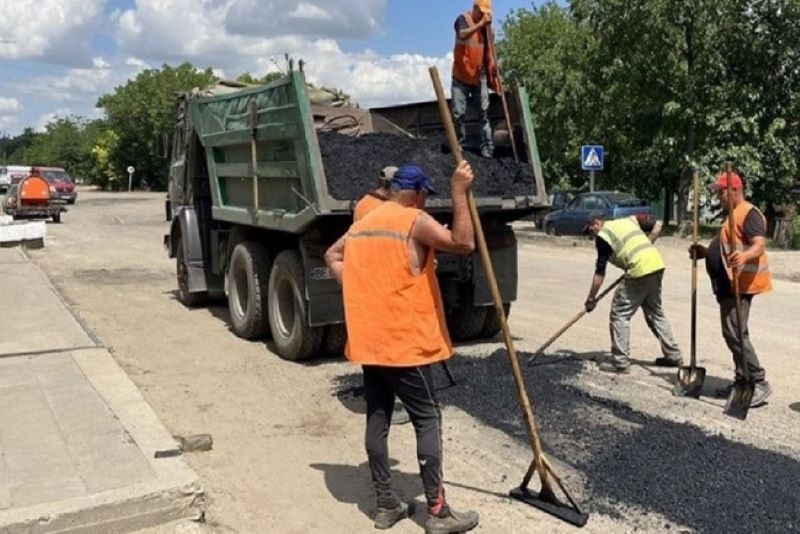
318, 132, 536, 201
331, 351, 800, 533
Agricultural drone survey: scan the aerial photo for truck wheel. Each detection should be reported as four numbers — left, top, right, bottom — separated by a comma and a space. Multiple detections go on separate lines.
268, 249, 323, 361
176, 237, 207, 307
228, 241, 271, 339
52, 212, 61, 223
446, 291, 488, 342
321, 324, 347, 357
479, 303, 511, 338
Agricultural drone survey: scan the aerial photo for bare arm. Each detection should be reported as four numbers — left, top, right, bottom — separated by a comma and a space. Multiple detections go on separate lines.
412, 160, 475, 254
457, 13, 491, 40
648, 220, 663, 243
324, 234, 346, 285
729, 235, 765, 269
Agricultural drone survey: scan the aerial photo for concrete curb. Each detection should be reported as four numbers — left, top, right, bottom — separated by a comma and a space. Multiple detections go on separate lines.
0, 257, 204, 532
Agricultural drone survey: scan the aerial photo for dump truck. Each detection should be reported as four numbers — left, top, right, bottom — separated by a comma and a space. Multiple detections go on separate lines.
164, 67, 549, 362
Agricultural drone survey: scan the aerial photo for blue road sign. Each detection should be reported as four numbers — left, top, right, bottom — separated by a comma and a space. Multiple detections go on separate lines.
581, 145, 604, 171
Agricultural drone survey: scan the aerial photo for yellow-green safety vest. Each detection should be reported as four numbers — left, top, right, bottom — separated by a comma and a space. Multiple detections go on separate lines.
597, 217, 665, 278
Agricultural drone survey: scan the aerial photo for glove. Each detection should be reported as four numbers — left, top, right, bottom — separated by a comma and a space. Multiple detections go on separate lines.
688, 244, 707, 260
584, 298, 597, 313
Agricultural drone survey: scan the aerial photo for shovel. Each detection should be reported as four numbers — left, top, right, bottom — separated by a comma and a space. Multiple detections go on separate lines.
722, 164, 754, 420
675, 169, 706, 397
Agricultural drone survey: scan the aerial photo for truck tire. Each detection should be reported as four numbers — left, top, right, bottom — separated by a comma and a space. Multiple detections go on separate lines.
176, 237, 207, 307
268, 249, 323, 361
228, 241, 271, 339
479, 303, 511, 338
321, 324, 347, 357
446, 289, 488, 342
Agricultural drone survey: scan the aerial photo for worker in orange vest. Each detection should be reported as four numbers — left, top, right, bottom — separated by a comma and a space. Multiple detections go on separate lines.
689, 171, 773, 407
452, 0, 497, 158
325, 162, 479, 533
353, 166, 397, 221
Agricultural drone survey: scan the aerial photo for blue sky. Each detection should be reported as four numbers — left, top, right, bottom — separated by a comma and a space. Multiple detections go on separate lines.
0, 0, 549, 136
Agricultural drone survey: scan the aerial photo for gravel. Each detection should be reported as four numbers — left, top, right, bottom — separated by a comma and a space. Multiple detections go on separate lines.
332, 350, 800, 533
318, 132, 536, 201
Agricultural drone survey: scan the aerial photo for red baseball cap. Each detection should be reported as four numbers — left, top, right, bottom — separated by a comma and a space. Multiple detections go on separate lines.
711, 171, 743, 191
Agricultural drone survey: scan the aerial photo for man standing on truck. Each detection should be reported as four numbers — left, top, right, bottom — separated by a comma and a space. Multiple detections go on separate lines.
584, 213, 683, 373
353, 166, 397, 221
688, 171, 772, 406
452, 0, 496, 158
325, 162, 480, 533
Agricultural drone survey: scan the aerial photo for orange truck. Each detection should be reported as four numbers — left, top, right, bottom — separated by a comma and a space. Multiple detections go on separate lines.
2, 168, 67, 223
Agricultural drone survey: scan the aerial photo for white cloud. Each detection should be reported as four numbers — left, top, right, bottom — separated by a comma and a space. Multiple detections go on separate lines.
35, 108, 72, 132
0, 97, 22, 112
0, 115, 17, 130
0, 0, 105, 64
111, 0, 450, 108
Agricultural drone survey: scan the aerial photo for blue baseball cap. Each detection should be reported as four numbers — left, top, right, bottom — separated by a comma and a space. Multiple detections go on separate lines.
390, 164, 438, 195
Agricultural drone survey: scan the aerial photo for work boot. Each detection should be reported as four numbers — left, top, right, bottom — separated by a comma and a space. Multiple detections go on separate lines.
425, 507, 479, 534
374, 501, 414, 530
750, 381, 772, 408
598, 361, 630, 374
654, 356, 682, 367
480, 146, 493, 158
391, 403, 410, 425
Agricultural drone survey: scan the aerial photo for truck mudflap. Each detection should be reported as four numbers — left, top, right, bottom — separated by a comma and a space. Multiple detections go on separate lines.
299, 237, 344, 327
168, 207, 208, 294
472, 226, 518, 306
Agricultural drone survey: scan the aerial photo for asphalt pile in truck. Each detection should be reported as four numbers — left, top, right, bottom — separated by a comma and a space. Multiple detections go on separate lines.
318, 132, 536, 200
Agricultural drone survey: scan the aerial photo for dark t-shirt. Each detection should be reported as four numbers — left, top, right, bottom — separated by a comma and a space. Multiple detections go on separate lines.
595, 238, 613, 276
705, 208, 766, 298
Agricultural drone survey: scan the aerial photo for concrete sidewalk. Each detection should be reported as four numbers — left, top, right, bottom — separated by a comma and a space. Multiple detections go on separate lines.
0, 247, 203, 532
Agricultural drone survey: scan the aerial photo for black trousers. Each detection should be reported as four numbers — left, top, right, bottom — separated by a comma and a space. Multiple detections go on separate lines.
362, 363, 447, 514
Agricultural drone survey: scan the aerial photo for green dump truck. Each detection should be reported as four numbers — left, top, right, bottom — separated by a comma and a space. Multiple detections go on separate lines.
164, 67, 548, 362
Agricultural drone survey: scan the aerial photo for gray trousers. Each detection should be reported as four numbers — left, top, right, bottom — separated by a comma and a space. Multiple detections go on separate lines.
452, 75, 493, 151
718, 295, 766, 382
609, 270, 682, 367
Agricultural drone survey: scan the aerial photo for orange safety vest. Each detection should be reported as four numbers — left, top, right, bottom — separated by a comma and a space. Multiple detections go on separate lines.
353, 193, 385, 221
720, 201, 772, 294
453, 11, 488, 86
343, 202, 453, 366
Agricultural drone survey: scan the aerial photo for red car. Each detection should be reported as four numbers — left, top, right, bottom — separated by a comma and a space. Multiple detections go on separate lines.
37, 166, 77, 204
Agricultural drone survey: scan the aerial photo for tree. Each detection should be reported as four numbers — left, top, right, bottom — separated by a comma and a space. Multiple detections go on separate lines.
236, 71, 283, 85
499, 0, 800, 223
97, 63, 216, 190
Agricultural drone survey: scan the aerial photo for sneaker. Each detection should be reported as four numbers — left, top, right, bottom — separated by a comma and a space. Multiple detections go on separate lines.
654, 357, 682, 367
374, 501, 414, 530
391, 403, 410, 425
425, 508, 479, 534
750, 381, 772, 408
598, 361, 631, 374
480, 146, 493, 158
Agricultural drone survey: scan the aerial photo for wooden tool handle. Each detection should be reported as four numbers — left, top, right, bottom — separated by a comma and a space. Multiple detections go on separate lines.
725, 162, 747, 380
486, 23, 519, 163
429, 66, 548, 487
690, 169, 699, 367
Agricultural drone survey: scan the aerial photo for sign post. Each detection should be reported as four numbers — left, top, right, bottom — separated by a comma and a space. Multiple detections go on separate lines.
127, 165, 135, 192
581, 145, 604, 192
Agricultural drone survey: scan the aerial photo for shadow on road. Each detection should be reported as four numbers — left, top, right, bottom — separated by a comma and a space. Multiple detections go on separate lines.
310, 460, 426, 530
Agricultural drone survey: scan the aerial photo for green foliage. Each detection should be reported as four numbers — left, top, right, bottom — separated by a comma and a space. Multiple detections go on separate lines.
97, 62, 217, 190
499, 0, 800, 222
236, 71, 283, 85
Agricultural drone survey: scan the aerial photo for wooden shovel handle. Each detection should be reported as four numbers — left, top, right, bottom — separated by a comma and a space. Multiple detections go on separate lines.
429, 66, 549, 489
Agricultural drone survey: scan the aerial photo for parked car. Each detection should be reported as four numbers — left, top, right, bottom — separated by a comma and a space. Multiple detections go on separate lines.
0, 166, 9, 193
542, 191, 653, 236
37, 166, 77, 204
533, 190, 577, 228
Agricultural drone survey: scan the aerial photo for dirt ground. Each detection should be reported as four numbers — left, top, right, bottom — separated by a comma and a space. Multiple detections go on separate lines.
28, 191, 800, 533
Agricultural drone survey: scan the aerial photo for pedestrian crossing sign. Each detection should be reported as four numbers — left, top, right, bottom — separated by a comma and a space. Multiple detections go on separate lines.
581, 145, 604, 171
